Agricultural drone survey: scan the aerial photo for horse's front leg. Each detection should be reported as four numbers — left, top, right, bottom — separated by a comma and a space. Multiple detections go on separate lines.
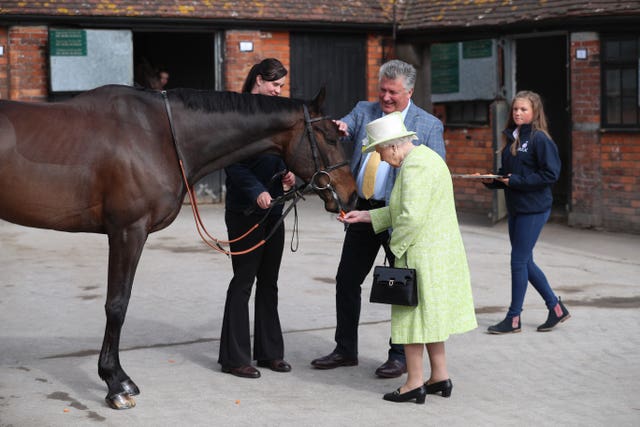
99, 224, 148, 410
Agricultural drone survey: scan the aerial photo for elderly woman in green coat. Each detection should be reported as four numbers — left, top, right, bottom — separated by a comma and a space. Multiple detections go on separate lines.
339, 112, 477, 404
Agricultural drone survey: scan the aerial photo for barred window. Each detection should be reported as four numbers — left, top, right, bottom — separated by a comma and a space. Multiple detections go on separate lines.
601, 35, 640, 127
444, 101, 490, 126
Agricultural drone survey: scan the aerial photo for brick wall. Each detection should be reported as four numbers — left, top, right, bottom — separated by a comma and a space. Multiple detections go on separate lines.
601, 132, 640, 231
0, 28, 8, 99
446, 126, 495, 214
568, 32, 639, 233
8, 26, 48, 101
224, 30, 290, 96
366, 34, 384, 101
569, 33, 603, 228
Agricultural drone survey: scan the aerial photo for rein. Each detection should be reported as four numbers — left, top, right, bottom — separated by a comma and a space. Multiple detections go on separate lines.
160, 91, 345, 256
161, 91, 248, 255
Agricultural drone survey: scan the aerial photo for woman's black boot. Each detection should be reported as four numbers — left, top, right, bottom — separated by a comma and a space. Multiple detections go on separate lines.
537, 297, 570, 331
488, 316, 521, 334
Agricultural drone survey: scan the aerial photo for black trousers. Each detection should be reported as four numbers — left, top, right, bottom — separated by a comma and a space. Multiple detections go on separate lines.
218, 211, 285, 367
334, 198, 405, 361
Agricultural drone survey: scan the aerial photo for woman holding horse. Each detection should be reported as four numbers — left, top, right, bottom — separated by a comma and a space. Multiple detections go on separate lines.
218, 58, 295, 378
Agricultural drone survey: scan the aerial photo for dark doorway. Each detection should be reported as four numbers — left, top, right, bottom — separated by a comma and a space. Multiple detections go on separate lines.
134, 31, 222, 201
516, 35, 570, 212
290, 33, 366, 119
133, 32, 216, 90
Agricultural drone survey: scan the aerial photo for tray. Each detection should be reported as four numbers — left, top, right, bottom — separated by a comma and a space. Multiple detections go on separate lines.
451, 174, 503, 179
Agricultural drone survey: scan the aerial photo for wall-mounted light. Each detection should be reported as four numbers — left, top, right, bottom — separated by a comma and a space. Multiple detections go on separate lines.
575, 48, 587, 60
239, 41, 253, 52
0, 46, 4, 56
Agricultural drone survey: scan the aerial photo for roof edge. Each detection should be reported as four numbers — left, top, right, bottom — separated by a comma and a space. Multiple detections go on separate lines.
0, 14, 394, 33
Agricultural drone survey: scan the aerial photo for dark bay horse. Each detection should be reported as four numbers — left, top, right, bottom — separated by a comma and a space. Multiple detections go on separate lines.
0, 84, 357, 409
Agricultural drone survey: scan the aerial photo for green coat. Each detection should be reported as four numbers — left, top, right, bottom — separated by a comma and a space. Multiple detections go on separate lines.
370, 145, 477, 343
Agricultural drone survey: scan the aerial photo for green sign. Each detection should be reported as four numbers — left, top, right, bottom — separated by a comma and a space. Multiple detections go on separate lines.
431, 43, 459, 94
462, 40, 492, 59
50, 30, 87, 56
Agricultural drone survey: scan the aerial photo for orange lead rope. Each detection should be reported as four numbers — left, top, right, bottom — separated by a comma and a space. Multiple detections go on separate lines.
163, 90, 266, 256
179, 160, 266, 256
163, 92, 317, 256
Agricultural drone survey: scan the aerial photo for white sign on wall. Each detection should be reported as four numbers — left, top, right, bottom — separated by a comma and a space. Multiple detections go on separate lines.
431, 39, 499, 102
50, 29, 133, 92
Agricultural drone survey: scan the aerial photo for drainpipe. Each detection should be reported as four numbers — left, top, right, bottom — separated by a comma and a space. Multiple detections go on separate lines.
392, 0, 397, 42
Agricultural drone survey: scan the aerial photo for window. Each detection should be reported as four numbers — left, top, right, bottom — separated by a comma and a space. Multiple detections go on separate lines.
443, 101, 490, 126
601, 35, 639, 127
49, 29, 133, 92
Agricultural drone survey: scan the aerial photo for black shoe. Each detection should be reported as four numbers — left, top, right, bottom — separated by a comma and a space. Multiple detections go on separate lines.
375, 359, 407, 378
257, 359, 292, 372
488, 316, 521, 334
537, 297, 571, 332
221, 365, 261, 379
310, 351, 358, 369
424, 379, 453, 397
383, 385, 427, 404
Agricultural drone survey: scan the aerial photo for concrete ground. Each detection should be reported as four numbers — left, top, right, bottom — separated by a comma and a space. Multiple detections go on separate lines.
1, 196, 639, 427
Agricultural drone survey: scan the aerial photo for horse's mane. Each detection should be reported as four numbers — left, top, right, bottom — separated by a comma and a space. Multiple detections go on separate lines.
169, 88, 304, 115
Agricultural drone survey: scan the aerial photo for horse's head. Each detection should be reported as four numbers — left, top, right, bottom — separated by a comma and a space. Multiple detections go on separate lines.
285, 88, 357, 213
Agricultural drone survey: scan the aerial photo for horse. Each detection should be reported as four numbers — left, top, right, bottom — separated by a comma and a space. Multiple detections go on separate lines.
0, 84, 357, 409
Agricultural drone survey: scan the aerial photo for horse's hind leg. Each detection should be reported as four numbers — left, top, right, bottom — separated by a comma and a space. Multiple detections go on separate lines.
99, 225, 148, 410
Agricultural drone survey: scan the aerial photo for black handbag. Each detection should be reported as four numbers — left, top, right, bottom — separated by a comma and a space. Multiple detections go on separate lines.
370, 266, 418, 306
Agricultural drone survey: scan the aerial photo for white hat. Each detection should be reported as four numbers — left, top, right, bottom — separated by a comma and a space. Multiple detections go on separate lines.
361, 111, 417, 153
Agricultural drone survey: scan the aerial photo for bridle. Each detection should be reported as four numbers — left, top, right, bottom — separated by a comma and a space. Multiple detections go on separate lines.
160, 91, 349, 256
299, 104, 350, 213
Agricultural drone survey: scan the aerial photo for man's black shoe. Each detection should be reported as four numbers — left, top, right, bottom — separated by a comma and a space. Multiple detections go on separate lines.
375, 359, 407, 378
310, 351, 358, 369
221, 365, 261, 378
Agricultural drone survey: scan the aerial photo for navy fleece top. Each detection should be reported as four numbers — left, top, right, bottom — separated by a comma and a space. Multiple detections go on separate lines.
224, 153, 287, 216
487, 124, 561, 215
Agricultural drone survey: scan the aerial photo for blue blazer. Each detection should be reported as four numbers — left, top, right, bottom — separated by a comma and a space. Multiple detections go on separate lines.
341, 101, 445, 202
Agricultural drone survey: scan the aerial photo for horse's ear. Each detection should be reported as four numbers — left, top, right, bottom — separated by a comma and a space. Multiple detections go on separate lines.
310, 86, 326, 114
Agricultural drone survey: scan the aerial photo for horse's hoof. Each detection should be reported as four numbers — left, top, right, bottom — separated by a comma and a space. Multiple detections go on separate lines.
121, 379, 140, 396
106, 392, 136, 410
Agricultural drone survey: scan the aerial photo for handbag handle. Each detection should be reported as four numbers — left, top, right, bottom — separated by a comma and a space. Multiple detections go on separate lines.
381, 239, 394, 268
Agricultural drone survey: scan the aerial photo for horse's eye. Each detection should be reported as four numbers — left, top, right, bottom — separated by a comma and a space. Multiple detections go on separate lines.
324, 135, 337, 146
315, 125, 337, 146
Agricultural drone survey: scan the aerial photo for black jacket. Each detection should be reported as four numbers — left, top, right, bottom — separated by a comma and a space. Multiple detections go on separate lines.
487, 124, 561, 215
224, 153, 287, 216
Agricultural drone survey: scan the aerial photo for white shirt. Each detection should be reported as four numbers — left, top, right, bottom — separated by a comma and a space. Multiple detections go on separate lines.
356, 102, 411, 200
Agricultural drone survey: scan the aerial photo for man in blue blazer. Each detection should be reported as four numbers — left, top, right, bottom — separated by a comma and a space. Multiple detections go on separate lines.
311, 59, 446, 377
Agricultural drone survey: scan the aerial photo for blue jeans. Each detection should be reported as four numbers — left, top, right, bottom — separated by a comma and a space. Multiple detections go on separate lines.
507, 210, 558, 317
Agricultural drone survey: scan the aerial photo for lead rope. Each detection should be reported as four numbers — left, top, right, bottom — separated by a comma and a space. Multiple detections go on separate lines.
161, 91, 303, 256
